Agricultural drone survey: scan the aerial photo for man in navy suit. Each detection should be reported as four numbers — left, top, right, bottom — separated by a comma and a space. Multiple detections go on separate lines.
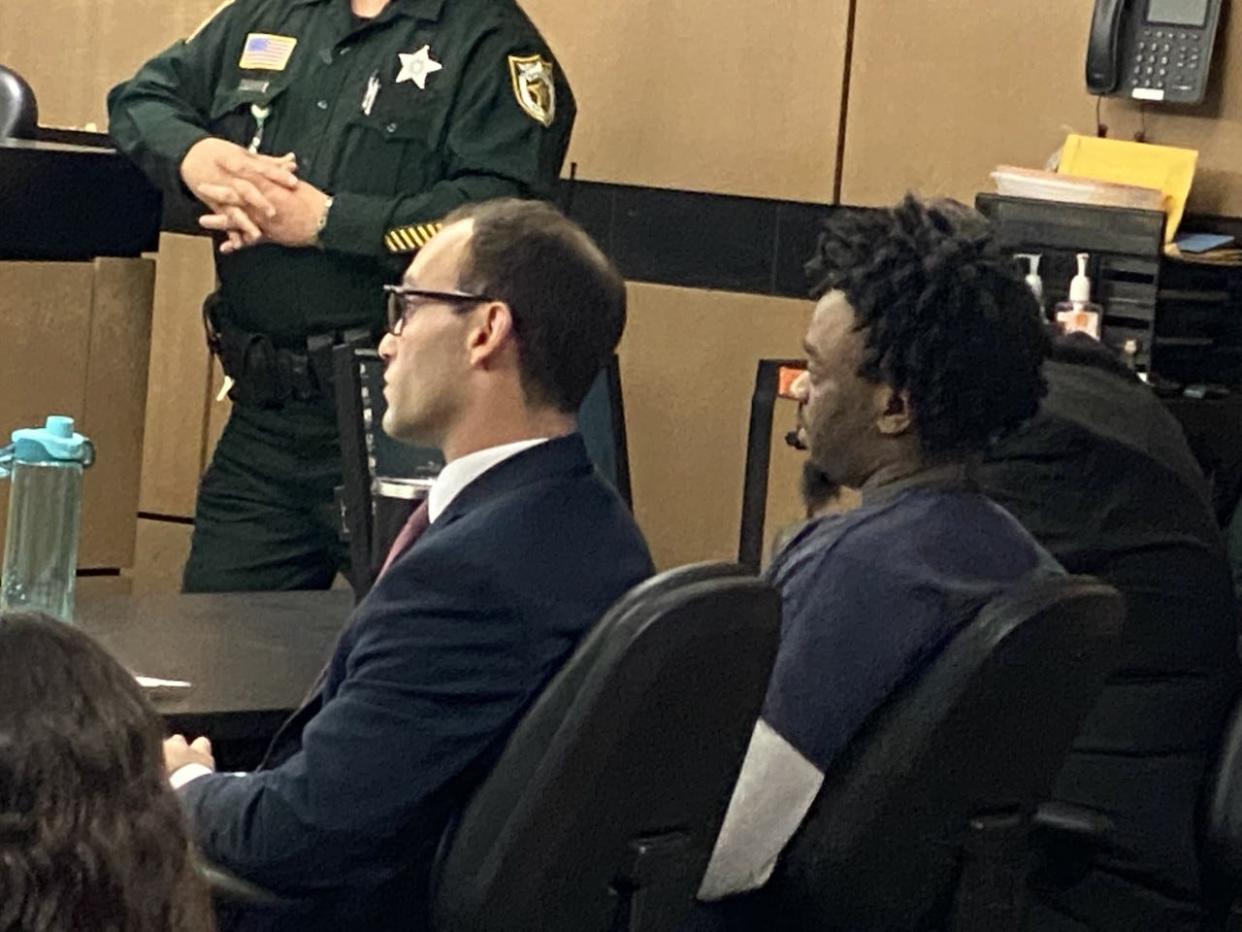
163, 198, 655, 930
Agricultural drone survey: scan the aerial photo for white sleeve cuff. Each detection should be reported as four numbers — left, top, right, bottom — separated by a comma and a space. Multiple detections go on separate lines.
697, 718, 824, 901
170, 762, 215, 790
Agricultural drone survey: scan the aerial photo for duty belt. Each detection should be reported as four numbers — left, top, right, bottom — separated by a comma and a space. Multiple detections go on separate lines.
203, 293, 376, 408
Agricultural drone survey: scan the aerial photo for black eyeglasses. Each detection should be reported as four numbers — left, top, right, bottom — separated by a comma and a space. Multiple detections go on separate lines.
382, 285, 494, 335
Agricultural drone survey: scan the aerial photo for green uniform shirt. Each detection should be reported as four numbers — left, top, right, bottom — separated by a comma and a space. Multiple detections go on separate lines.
108, 0, 575, 343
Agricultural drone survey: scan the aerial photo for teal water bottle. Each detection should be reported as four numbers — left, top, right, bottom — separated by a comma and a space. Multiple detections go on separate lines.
0, 416, 95, 622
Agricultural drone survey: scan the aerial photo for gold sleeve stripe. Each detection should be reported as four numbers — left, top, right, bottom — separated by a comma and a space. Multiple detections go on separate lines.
395, 228, 418, 251
384, 221, 444, 254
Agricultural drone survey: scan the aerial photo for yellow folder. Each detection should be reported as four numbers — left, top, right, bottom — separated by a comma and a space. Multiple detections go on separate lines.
1058, 134, 1197, 243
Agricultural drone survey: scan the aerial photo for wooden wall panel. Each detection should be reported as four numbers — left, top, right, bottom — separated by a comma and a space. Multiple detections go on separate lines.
0, 263, 94, 572
79, 257, 155, 569
620, 283, 812, 569
0, 260, 152, 571
125, 517, 193, 594
842, 0, 1242, 216
841, 1, 1098, 207
0, 263, 93, 428
77, 574, 134, 596
4, 0, 849, 203
519, 0, 849, 202
139, 234, 217, 518
0, 0, 222, 129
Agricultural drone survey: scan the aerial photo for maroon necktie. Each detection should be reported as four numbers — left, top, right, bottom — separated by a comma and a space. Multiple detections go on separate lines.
376, 499, 431, 580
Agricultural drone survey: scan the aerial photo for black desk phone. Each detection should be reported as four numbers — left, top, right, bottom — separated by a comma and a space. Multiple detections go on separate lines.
1087, 0, 1224, 103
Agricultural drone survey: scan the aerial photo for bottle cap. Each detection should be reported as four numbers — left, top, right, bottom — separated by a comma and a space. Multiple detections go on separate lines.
10, 416, 94, 465
1069, 252, 1093, 305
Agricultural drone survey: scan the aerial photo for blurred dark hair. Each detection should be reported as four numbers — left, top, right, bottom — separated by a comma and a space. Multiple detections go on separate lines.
443, 198, 626, 413
0, 613, 213, 932
805, 195, 1050, 458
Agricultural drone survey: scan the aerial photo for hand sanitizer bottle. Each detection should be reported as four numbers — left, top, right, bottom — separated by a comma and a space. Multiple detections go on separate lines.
1016, 253, 1045, 317
1055, 253, 1102, 339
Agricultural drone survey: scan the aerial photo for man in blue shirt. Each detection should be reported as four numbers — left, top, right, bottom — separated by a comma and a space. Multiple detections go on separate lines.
698, 196, 1062, 904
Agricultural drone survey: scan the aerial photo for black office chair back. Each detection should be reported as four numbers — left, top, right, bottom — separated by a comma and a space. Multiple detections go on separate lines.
762, 573, 1123, 932
1200, 692, 1242, 911
0, 65, 38, 139
738, 358, 806, 570
432, 563, 780, 932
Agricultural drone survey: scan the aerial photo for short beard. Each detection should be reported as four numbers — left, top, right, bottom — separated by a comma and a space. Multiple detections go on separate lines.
800, 460, 840, 517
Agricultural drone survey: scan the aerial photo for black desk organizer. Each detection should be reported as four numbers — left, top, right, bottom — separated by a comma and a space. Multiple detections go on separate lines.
1153, 250, 1242, 388
976, 194, 1242, 526
975, 193, 1164, 372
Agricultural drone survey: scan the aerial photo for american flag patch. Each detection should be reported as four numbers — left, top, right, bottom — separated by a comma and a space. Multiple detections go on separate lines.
239, 33, 297, 71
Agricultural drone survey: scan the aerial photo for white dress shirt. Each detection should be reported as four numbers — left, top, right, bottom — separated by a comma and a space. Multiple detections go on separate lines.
427, 437, 548, 522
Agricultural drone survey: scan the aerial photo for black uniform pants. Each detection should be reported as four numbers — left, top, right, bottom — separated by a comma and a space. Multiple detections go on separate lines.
182, 401, 348, 592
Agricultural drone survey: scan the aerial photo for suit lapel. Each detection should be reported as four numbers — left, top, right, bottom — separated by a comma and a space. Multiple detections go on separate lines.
258, 434, 592, 770
432, 433, 592, 532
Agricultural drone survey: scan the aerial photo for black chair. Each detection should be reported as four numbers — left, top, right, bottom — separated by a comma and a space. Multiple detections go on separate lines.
1200, 694, 1242, 930
0, 65, 38, 139
738, 358, 806, 570
333, 345, 633, 597
204, 562, 777, 930
432, 563, 779, 932
743, 573, 1123, 932
332, 345, 440, 594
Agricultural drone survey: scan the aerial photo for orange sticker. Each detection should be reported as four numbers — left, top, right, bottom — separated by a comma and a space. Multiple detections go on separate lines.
777, 365, 806, 399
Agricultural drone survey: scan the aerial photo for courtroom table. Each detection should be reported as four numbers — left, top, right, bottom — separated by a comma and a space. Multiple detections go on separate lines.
80, 590, 354, 768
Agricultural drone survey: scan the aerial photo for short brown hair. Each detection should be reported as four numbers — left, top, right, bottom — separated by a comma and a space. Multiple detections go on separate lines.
444, 199, 626, 412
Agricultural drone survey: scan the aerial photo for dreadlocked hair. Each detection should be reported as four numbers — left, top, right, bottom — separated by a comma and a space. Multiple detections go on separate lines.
805, 194, 1050, 459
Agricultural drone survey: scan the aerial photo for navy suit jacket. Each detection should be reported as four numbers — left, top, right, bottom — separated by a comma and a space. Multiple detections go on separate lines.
183, 435, 654, 930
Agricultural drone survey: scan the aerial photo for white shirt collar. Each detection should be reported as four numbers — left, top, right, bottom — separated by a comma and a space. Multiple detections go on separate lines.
427, 438, 549, 523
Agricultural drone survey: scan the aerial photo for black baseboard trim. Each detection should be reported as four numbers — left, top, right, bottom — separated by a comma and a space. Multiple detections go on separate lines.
160, 174, 842, 301
560, 180, 838, 299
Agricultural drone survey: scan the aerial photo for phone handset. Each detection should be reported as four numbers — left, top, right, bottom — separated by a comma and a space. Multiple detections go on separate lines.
1086, 0, 1128, 94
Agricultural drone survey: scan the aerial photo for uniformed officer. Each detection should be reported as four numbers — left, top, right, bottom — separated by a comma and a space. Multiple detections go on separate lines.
108, 0, 575, 593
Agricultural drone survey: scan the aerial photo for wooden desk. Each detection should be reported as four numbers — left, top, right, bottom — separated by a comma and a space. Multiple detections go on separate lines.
80, 590, 353, 763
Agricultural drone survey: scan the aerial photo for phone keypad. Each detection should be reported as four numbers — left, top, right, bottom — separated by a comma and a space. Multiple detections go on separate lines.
1128, 27, 1204, 96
